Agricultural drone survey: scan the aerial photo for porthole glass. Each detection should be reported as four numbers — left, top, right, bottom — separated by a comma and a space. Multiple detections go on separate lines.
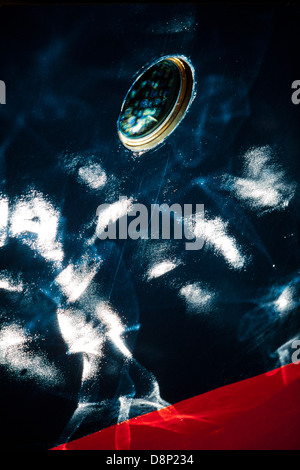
117, 56, 194, 152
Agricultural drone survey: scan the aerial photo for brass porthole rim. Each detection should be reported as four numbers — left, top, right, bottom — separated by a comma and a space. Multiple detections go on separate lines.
117, 55, 195, 152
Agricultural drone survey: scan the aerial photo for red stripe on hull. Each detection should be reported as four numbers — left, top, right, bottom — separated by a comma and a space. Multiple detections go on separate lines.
52, 362, 300, 450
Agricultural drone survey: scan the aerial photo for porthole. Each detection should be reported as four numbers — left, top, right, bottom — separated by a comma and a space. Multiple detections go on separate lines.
117, 55, 194, 152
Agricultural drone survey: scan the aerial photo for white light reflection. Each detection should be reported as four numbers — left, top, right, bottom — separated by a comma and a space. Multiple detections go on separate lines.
55, 258, 101, 303
0, 195, 8, 247
193, 215, 246, 270
92, 197, 134, 242
274, 285, 297, 316
0, 271, 23, 293
10, 190, 64, 265
57, 308, 104, 357
231, 146, 296, 213
179, 282, 215, 313
146, 259, 180, 280
57, 301, 132, 383
77, 163, 107, 191
96, 301, 132, 359
0, 324, 62, 386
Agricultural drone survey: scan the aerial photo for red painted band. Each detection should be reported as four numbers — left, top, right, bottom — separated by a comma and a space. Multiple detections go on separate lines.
52, 362, 300, 450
